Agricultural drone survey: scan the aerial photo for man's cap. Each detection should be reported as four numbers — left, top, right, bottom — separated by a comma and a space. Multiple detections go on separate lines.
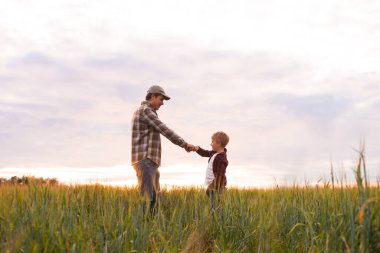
147, 85, 171, 100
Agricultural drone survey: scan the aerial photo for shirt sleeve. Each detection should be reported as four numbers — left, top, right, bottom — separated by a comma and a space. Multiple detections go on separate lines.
143, 107, 187, 148
196, 147, 216, 157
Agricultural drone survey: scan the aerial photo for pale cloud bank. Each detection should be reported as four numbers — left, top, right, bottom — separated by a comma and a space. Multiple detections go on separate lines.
1, 0, 380, 186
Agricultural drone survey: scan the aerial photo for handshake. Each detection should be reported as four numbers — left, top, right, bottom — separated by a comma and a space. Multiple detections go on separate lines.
185, 144, 199, 152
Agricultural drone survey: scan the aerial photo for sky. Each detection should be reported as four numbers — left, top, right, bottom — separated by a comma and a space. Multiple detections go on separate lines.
1, 0, 380, 188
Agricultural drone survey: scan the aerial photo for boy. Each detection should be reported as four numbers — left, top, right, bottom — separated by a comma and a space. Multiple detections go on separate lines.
194, 131, 229, 197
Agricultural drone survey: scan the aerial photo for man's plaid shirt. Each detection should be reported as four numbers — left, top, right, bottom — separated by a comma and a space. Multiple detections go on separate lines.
131, 101, 188, 166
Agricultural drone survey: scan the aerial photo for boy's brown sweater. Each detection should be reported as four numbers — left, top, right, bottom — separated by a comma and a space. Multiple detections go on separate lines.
196, 147, 228, 190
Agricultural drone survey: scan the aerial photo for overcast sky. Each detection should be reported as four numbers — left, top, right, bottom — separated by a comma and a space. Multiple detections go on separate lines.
1, 0, 380, 187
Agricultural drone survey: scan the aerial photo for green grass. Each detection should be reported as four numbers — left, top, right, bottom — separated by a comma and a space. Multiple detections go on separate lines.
1, 183, 379, 252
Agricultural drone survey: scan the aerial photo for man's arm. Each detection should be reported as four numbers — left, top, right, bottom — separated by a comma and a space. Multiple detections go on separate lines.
143, 107, 188, 148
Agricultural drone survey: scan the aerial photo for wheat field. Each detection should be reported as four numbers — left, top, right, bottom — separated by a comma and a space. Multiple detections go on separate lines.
1, 151, 379, 252
1, 179, 379, 252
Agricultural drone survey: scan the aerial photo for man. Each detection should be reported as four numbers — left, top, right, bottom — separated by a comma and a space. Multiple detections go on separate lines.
131, 85, 195, 214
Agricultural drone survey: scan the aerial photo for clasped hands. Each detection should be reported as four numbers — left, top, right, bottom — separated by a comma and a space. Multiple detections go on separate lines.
185, 144, 199, 152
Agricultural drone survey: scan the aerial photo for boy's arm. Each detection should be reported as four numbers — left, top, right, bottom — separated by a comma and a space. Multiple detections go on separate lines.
211, 155, 228, 189
196, 147, 215, 157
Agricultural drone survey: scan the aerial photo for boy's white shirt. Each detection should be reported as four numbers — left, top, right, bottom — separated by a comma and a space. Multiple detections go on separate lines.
204, 152, 219, 187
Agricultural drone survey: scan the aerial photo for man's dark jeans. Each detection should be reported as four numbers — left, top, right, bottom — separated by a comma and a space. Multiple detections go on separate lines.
133, 159, 160, 215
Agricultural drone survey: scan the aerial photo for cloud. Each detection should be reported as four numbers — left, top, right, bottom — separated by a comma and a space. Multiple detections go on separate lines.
13, 52, 56, 66
271, 93, 353, 121
85, 54, 150, 70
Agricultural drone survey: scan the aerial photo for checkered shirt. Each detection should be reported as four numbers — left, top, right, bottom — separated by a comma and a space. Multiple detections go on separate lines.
131, 101, 187, 166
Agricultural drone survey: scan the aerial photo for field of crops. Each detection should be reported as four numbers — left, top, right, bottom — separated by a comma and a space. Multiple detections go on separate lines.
1, 179, 379, 252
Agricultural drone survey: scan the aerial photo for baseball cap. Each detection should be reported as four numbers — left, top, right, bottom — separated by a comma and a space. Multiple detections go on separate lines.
147, 85, 171, 100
